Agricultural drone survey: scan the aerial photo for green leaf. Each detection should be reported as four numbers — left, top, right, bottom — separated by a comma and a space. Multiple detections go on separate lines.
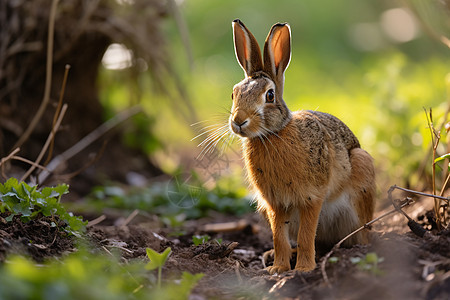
145, 247, 172, 270
434, 153, 450, 163
350, 257, 361, 264
192, 235, 210, 246
365, 252, 379, 264
12, 201, 33, 217
328, 257, 339, 264
173, 272, 204, 297
1, 178, 19, 194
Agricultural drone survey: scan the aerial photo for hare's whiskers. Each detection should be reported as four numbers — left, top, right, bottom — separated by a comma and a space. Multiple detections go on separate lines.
199, 130, 229, 159
219, 129, 234, 154
197, 126, 230, 159
192, 124, 229, 142
197, 124, 229, 147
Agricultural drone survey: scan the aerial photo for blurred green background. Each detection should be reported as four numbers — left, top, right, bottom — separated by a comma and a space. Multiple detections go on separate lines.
100, 0, 450, 192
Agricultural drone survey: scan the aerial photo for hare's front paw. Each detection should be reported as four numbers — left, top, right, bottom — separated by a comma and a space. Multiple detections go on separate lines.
265, 264, 290, 275
294, 261, 316, 273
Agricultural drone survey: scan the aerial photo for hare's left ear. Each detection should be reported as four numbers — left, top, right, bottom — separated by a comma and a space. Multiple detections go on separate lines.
263, 23, 291, 81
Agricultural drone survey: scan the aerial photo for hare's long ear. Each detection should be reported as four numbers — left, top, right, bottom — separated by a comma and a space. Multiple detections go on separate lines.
263, 23, 291, 83
233, 19, 263, 77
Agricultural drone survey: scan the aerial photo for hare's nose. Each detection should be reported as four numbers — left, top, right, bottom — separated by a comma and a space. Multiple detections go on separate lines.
234, 119, 248, 128
232, 110, 249, 126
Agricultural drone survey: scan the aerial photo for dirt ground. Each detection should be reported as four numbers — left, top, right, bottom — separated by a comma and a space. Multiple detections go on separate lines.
0, 198, 449, 300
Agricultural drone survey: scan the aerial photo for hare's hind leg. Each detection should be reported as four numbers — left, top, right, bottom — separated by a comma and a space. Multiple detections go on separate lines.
349, 148, 376, 244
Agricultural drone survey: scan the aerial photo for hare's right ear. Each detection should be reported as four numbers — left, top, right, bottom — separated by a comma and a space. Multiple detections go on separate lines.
263, 23, 291, 82
233, 19, 263, 77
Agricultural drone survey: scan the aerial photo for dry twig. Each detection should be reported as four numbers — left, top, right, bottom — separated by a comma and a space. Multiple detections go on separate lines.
44, 64, 71, 166
12, 0, 59, 151
424, 108, 443, 229
87, 215, 106, 227
37, 105, 142, 184
20, 104, 68, 182
0, 148, 49, 180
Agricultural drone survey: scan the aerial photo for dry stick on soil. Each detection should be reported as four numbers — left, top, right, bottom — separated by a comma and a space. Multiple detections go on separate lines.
321, 194, 415, 287
20, 104, 68, 182
390, 185, 450, 204
119, 209, 139, 228
391, 185, 449, 229
37, 105, 143, 184
388, 186, 443, 243
12, 0, 59, 151
86, 215, 106, 227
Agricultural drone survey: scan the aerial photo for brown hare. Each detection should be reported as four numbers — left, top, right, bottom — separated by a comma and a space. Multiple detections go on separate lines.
230, 19, 375, 274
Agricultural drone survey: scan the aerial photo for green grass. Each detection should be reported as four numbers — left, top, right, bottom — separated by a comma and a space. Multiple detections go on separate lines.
86, 172, 255, 221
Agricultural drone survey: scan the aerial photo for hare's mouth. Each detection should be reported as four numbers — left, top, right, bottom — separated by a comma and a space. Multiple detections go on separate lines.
230, 120, 248, 137
230, 119, 262, 138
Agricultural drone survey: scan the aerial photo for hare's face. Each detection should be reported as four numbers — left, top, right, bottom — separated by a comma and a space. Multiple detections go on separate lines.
231, 20, 292, 139
230, 74, 288, 138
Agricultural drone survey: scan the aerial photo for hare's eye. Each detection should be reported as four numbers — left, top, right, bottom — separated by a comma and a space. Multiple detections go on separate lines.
265, 89, 275, 103
231, 93, 234, 100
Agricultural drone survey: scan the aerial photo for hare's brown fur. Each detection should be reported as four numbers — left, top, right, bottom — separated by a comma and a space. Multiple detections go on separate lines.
231, 19, 375, 274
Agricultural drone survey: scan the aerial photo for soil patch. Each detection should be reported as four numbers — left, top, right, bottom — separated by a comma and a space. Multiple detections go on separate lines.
86, 210, 450, 299
0, 213, 75, 262
0, 209, 449, 299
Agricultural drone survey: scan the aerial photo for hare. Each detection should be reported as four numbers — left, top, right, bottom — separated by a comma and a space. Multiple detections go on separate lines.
230, 19, 375, 274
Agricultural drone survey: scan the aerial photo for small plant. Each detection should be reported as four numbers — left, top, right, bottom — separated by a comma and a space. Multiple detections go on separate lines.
145, 247, 172, 289
192, 235, 210, 246
163, 272, 204, 299
0, 178, 86, 234
350, 252, 384, 275
328, 257, 339, 264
